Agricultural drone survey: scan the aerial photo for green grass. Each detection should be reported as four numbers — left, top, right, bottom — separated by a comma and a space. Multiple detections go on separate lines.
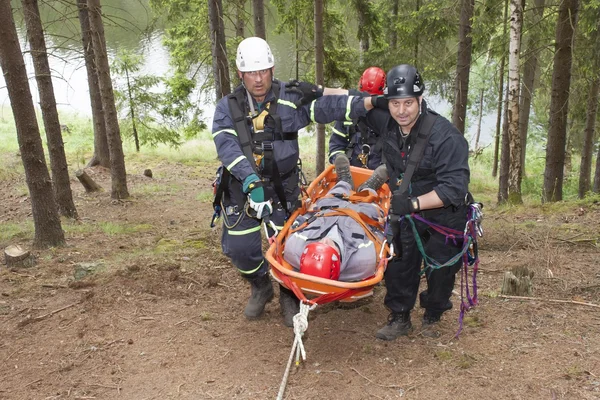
0, 222, 34, 242
97, 222, 153, 236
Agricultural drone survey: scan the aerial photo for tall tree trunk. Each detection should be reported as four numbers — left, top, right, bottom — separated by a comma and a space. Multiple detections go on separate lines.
77, 0, 109, 168
498, 84, 509, 203
235, 0, 246, 38
413, 0, 420, 65
209, 0, 231, 100
124, 66, 140, 152
295, 19, 299, 81
492, 0, 509, 178
87, 0, 129, 199
22, 0, 79, 219
506, 0, 523, 204
356, 0, 369, 63
578, 15, 600, 198
253, 0, 266, 39
518, 0, 544, 175
314, 0, 325, 175
594, 142, 600, 193
451, 0, 475, 134
0, 1, 65, 249
474, 88, 484, 149
389, 0, 399, 51
543, 0, 579, 202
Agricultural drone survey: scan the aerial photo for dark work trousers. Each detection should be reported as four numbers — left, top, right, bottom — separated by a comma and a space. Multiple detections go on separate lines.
221, 175, 300, 280
384, 204, 468, 315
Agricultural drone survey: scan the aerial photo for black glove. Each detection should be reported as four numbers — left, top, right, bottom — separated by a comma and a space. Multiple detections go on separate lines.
370, 95, 389, 110
391, 191, 420, 216
285, 80, 323, 106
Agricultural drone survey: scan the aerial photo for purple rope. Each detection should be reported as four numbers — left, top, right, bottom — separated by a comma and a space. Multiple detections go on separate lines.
409, 210, 482, 338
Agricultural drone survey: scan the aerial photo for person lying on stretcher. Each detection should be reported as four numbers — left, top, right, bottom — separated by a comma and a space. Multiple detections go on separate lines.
283, 155, 389, 281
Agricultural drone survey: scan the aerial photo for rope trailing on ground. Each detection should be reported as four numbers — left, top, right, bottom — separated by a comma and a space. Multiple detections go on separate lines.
276, 301, 316, 400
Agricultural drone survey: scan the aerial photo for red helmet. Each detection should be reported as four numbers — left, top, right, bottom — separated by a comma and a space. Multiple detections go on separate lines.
359, 67, 386, 95
300, 242, 341, 280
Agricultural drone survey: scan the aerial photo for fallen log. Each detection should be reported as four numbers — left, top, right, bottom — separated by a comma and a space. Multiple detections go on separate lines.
75, 169, 103, 192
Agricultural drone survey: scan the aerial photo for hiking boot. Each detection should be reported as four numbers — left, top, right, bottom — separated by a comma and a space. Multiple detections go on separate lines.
420, 310, 442, 338
375, 312, 412, 341
279, 286, 300, 327
244, 274, 274, 319
334, 154, 354, 188
358, 164, 388, 192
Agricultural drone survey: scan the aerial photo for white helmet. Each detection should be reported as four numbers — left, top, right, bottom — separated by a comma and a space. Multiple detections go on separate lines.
236, 37, 275, 72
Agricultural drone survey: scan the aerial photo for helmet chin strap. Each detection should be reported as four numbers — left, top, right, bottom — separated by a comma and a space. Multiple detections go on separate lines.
245, 86, 257, 116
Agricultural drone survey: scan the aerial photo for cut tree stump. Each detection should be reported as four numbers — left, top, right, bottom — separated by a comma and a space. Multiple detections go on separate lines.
143, 169, 153, 178
75, 169, 103, 192
4, 245, 35, 268
501, 265, 534, 296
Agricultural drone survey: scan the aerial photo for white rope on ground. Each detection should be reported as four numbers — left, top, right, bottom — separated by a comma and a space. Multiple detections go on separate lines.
276, 301, 316, 400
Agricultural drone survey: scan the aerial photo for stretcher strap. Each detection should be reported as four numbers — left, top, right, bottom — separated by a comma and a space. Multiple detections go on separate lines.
274, 269, 369, 306
288, 208, 384, 260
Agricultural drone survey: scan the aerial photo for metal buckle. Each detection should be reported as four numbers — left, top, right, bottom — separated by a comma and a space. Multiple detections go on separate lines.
225, 205, 239, 216
262, 141, 274, 151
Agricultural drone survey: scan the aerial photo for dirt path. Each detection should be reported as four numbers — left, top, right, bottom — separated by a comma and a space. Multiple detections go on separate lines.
1, 163, 599, 400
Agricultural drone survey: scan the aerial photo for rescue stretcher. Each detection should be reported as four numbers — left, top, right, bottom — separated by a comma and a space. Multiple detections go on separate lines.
266, 165, 393, 305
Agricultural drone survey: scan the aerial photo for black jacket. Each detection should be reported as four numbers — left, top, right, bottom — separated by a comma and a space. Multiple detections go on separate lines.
364, 104, 470, 207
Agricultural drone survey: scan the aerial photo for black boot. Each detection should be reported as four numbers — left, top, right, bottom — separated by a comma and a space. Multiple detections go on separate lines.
279, 285, 300, 327
375, 312, 412, 340
334, 154, 354, 188
420, 310, 442, 338
244, 274, 274, 319
357, 164, 388, 192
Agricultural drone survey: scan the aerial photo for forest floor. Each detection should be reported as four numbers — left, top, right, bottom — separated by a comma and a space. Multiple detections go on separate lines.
0, 160, 599, 400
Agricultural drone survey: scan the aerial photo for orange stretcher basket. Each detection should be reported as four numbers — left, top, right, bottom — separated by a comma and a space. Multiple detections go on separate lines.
266, 165, 392, 304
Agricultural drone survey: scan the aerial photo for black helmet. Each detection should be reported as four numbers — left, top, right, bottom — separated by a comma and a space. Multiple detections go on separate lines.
384, 64, 425, 99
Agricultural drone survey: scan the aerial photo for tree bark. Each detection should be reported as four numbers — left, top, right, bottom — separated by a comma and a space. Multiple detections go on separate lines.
77, 0, 109, 168
253, 0, 266, 39
413, 0, 420, 64
22, 0, 79, 219
518, 0, 545, 175
389, 0, 399, 51
75, 169, 103, 192
506, 0, 523, 204
354, 0, 369, 63
235, 0, 246, 38
209, 0, 231, 100
501, 266, 534, 296
543, 0, 579, 202
474, 88, 484, 149
594, 140, 600, 193
498, 84, 509, 203
578, 15, 600, 198
87, 0, 129, 199
492, 0, 509, 179
0, 1, 65, 249
451, 0, 475, 135
4, 245, 35, 269
314, 0, 325, 175
124, 65, 140, 152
